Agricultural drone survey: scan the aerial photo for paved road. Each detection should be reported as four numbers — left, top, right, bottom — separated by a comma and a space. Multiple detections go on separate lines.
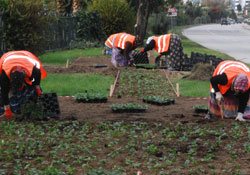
182, 23, 250, 64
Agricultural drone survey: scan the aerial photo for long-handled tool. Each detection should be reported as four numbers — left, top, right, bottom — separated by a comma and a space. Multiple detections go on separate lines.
218, 99, 224, 119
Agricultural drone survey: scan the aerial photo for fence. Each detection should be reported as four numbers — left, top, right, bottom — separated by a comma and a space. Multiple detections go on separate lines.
0, 16, 78, 54
43, 17, 78, 52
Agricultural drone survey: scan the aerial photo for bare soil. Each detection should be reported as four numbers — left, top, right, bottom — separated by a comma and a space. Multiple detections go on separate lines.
43, 55, 208, 123
40, 56, 250, 175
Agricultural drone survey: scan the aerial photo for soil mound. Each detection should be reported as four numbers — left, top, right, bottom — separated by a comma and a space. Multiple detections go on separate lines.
185, 63, 213, 81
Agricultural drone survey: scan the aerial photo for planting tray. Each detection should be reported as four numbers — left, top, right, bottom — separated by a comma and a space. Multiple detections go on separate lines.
76, 98, 108, 103
39, 93, 60, 119
143, 99, 175, 106
143, 97, 175, 106
193, 105, 208, 114
135, 64, 158, 70
111, 108, 147, 113
110, 103, 147, 113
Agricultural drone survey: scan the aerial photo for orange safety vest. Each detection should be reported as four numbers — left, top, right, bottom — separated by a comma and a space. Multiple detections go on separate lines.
211, 60, 250, 94
153, 34, 171, 54
113, 33, 135, 49
0, 50, 47, 85
105, 33, 124, 48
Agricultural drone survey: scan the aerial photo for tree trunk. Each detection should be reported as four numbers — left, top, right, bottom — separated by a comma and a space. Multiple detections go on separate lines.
134, 0, 150, 42
56, 0, 64, 15
73, 0, 80, 14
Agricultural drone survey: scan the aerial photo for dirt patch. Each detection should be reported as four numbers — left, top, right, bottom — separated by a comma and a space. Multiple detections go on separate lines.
42, 56, 207, 123
184, 63, 214, 81
43, 56, 118, 76
3, 56, 250, 175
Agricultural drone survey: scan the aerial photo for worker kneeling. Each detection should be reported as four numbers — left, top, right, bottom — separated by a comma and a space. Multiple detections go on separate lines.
0, 50, 47, 120
207, 60, 250, 122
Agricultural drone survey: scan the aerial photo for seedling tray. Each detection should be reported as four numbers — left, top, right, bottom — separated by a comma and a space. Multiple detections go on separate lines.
136, 64, 158, 69
111, 108, 147, 113
74, 92, 108, 103
76, 98, 108, 103
193, 105, 208, 113
39, 93, 60, 119
110, 103, 147, 113
143, 96, 175, 106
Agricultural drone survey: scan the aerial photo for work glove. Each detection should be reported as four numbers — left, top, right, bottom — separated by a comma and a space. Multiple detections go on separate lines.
235, 112, 245, 122
35, 86, 42, 97
5, 109, 12, 120
140, 49, 144, 53
215, 92, 223, 101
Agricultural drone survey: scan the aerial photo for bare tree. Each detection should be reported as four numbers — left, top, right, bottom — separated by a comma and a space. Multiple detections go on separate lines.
73, 0, 81, 13
134, 0, 150, 42
134, 0, 178, 42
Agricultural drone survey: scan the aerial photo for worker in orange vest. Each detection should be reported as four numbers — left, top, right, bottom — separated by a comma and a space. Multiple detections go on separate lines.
0, 50, 47, 120
103, 33, 125, 55
141, 33, 184, 70
110, 33, 141, 67
206, 60, 250, 122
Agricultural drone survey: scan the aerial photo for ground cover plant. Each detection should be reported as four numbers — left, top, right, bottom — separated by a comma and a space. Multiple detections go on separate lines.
110, 103, 148, 113
0, 120, 249, 174
74, 92, 108, 103
1, 56, 250, 175
117, 68, 175, 99
1, 26, 250, 174
143, 95, 175, 106
135, 64, 158, 69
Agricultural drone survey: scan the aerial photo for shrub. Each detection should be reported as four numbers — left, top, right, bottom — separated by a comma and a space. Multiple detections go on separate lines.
88, 0, 135, 36
75, 10, 106, 42
148, 12, 170, 35
2, 0, 56, 54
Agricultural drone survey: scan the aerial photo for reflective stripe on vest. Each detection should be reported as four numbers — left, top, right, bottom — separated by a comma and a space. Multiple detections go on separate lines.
3, 55, 41, 69
0, 51, 47, 84
216, 61, 249, 75
154, 34, 171, 53
113, 33, 135, 49
105, 33, 118, 48
211, 61, 250, 94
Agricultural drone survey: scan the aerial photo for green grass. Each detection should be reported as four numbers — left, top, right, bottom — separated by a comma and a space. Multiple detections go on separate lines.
39, 48, 103, 65
174, 79, 210, 97
38, 25, 238, 97
40, 73, 114, 96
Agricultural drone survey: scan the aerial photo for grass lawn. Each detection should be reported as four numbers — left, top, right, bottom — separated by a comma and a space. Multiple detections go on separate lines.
39, 48, 103, 65
41, 73, 114, 96
38, 25, 237, 97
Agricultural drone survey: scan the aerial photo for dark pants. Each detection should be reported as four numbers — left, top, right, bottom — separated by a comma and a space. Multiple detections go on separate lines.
0, 85, 36, 114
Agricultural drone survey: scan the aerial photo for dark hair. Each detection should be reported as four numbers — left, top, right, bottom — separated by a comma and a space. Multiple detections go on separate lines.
10, 71, 25, 91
